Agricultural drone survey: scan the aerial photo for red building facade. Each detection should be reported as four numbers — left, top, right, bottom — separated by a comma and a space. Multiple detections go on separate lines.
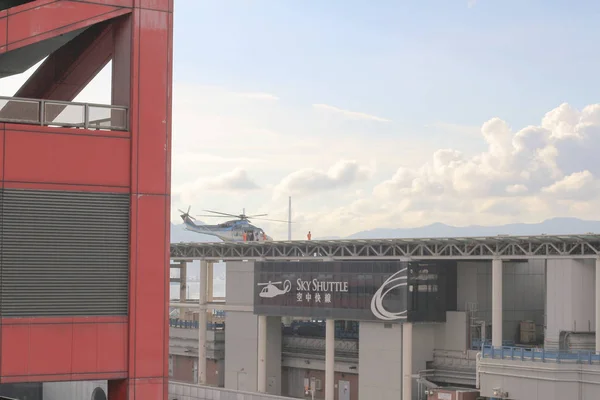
0, 1, 173, 399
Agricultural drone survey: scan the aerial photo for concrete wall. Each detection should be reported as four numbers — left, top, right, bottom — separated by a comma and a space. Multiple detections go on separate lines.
170, 355, 223, 387
546, 258, 596, 350
358, 321, 403, 400
224, 310, 258, 391
266, 315, 283, 395
434, 311, 469, 352
169, 381, 295, 400
224, 260, 259, 392
413, 323, 436, 375
224, 261, 281, 394
479, 358, 600, 400
457, 260, 545, 343
282, 367, 359, 400
43, 380, 106, 400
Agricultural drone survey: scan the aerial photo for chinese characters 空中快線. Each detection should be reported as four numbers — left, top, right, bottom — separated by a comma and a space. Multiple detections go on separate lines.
296, 292, 332, 303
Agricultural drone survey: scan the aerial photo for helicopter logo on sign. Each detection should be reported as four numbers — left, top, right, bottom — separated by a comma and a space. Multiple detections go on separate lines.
257, 280, 292, 298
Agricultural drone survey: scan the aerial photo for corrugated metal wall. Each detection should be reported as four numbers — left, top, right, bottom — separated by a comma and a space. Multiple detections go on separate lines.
0, 188, 130, 317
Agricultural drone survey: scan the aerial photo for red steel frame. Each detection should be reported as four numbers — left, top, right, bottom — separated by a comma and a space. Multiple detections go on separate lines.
0, 1, 173, 399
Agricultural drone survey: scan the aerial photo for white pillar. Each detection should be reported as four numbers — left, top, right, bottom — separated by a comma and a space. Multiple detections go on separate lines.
402, 322, 412, 400
596, 258, 600, 352
325, 319, 335, 400
492, 258, 503, 348
207, 262, 214, 302
257, 315, 267, 392
180, 261, 187, 318
198, 260, 208, 384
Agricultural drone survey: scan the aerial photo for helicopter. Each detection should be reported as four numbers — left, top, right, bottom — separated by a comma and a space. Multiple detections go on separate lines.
257, 280, 292, 298
178, 206, 288, 242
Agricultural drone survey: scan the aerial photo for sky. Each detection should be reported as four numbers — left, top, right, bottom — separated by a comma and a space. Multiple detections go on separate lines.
2, 0, 600, 239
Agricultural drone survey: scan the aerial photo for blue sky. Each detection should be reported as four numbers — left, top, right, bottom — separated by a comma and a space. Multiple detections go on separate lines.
175, 0, 600, 130
2, 0, 600, 238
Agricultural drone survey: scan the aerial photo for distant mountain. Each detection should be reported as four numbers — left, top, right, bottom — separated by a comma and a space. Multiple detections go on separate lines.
170, 217, 600, 244
346, 217, 600, 239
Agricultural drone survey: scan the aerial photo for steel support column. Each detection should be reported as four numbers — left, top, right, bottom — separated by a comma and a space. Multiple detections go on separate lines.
257, 315, 268, 392
179, 261, 187, 318
402, 322, 412, 400
198, 260, 208, 385
325, 319, 335, 400
596, 257, 600, 352
492, 258, 503, 347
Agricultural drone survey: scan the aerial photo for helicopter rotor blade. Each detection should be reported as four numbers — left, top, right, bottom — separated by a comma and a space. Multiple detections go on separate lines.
202, 209, 240, 218
252, 217, 295, 223
247, 213, 268, 218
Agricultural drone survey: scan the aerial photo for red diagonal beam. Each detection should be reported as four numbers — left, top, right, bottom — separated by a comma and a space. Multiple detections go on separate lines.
15, 20, 113, 101
0, 20, 115, 124
0, 0, 131, 53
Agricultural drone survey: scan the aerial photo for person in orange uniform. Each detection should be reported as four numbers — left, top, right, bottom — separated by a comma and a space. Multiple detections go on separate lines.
242, 232, 247, 241
307, 231, 312, 240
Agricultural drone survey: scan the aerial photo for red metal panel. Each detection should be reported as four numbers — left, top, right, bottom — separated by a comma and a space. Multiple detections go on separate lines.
127, 191, 139, 376
165, 10, 173, 195
0, 13, 6, 54
3, 181, 130, 193
139, 0, 170, 11
71, 318, 128, 374
3, 372, 127, 384
131, 194, 168, 378
4, 123, 129, 139
136, 8, 169, 194
6, 1, 131, 51
28, 323, 73, 375
82, 0, 134, 6
0, 124, 4, 180
129, 377, 166, 400
1, 318, 128, 381
3, 129, 130, 188
0, 325, 29, 377
71, 323, 99, 373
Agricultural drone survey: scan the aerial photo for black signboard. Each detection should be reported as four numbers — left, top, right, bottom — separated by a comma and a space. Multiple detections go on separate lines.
253, 260, 457, 323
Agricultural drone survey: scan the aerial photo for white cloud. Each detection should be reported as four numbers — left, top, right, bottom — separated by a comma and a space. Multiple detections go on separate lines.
273, 160, 374, 199
541, 170, 600, 200
175, 167, 259, 196
294, 102, 600, 236
468, 0, 479, 8
506, 184, 528, 194
312, 103, 391, 122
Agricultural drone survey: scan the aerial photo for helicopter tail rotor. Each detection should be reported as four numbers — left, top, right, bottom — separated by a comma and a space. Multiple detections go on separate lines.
178, 206, 196, 221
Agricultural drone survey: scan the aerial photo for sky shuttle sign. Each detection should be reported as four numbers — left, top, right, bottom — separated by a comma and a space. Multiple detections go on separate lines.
254, 260, 411, 322
253, 260, 456, 323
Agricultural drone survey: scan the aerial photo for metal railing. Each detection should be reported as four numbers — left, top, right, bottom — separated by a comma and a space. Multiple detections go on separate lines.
282, 336, 358, 359
481, 345, 600, 364
0, 96, 128, 131
169, 318, 225, 330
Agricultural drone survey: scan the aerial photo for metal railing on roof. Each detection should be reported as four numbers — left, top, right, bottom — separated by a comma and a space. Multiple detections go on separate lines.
481, 345, 600, 364
0, 96, 128, 131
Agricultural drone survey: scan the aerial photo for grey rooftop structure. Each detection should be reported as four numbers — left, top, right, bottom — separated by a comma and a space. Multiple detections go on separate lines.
169, 233, 600, 261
